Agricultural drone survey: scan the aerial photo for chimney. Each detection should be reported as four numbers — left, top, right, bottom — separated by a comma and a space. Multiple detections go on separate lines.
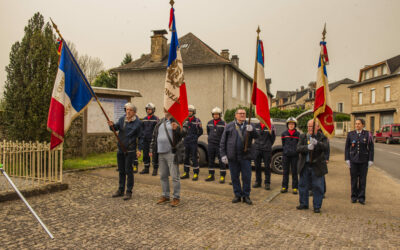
301, 85, 304, 91
231, 55, 239, 67
220, 49, 230, 60
308, 81, 316, 89
151, 29, 168, 62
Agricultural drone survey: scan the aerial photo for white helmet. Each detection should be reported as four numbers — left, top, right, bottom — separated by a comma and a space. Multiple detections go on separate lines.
286, 117, 297, 127
211, 107, 222, 116
145, 102, 156, 112
188, 104, 196, 115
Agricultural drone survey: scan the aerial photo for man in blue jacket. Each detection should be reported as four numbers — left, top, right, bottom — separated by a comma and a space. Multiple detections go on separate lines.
220, 108, 258, 205
108, 103, 142, 200
139, 103, 159, 176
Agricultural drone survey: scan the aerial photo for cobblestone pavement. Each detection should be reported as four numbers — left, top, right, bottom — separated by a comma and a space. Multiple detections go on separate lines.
0, 175, 43, 193
1, 152, 399, 249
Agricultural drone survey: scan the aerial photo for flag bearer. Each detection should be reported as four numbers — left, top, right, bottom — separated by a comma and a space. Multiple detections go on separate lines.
205, 107, 227, 183
181, 105, 203, 181
139, 103, 160, 176
281, 117, 300, 194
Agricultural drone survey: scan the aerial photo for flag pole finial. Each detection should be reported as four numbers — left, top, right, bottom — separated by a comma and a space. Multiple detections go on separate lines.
322, 23, 327, 41
170, 0, 174, 7
50, 18, 64, 41
257, 26, 261, 35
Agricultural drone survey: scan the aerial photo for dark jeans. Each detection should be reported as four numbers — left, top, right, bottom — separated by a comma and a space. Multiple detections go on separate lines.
350, 162, 368, 201
208, 144, 226, 176
142, 140, 158, 169
229, 159, 252, 197
282, 155, 298, 189
299, 163, 324, 209
184, 143, 199, 174
254, 150, 272, 184
117, 151, 136, 193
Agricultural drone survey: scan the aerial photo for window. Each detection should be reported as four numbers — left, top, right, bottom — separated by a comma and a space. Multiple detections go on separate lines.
382, 65, 388, 75
373, 67, 379, 78
393, 126, 400, 133
385, 86, 390, 102
358, 91, 362, 105
247, 83, 251, 103
240, 78, 245, 101
337, 103, 343, 113
180, 43, 189, 49
371, 88, 375, 104
232, 73, 237, 98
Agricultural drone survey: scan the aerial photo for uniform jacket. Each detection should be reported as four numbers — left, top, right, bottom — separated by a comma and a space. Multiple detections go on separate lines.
254, 123, 276, 152
110, 115, 142, 153
281, 129, 300, 156
345, 130, 374, 163
150, 117, 187, 154
206, 119, 226, 146
297, 131, 329, 177
141, 115, 159, 142
220, 120, 258, 161
183, 116, 203, 145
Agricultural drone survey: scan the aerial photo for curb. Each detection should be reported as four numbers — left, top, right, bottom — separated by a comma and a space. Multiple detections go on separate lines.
63, 164, 117, 174
0, 182, 69, 202
263, 189, 282, 203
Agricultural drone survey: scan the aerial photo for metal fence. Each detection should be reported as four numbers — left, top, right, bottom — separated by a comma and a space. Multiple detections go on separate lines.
0, 140, 63, 192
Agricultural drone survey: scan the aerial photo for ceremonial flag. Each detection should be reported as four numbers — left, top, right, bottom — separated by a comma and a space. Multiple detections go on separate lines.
314, 41, 334, 137
47, 41, 94, 149
251, 39, 271, 130
164, 6, 188, 126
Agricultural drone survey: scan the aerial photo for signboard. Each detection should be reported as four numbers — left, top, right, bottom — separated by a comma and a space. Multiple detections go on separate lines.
87, 98, 127, 134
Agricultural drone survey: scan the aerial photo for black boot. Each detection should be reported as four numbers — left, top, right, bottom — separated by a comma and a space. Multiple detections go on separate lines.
133, 165, 138, 173
252, 182, 261, 188
139, 168, 150, 174
205, 174, 215, 181
265, 183, 271, 190
181, 172, 189, 179
152, 168, 158, 176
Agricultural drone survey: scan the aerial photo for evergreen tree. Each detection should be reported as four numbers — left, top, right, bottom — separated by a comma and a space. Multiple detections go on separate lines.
3, 12, 59, 142
92, 70, 117, 88
121, 53, 132, 65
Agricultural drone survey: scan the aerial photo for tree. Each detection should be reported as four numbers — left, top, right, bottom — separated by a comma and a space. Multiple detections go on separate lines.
224, 105, 255, 123
92, 70, 117, 88
3, 12, 59, 142
78, 54, 104, 83
121, 53, 132, 65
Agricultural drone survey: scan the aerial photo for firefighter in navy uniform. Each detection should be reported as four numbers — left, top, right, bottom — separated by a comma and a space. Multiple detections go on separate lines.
345, 118, 374, 205
205, 107, 227, 183
139, 103, 159, 176
181, 105, 203, 181
253, 120, 276, 190
281, 117, 300, 194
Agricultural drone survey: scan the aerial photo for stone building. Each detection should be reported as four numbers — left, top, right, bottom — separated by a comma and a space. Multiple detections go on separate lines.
111, 30, 273, 125
329, 78, 356, 114
349, 55, 400, 132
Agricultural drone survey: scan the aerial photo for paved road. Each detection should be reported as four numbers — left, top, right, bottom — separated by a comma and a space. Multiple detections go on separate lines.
330, 137, 400, 180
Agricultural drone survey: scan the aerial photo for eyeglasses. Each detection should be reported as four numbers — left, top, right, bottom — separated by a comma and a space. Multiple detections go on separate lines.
237, 112, 246, 115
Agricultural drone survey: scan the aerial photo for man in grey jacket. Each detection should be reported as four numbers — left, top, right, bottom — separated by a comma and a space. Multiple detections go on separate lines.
150, 111, 187, 207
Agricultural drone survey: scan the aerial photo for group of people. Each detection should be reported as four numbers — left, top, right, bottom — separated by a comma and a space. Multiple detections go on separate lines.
108, 102, 374, 212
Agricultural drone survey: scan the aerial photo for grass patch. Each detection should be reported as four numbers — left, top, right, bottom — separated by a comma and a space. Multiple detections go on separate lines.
64, 151, 118, 170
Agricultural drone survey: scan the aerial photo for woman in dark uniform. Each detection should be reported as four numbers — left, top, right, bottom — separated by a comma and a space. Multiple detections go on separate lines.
345, 119, 374, 205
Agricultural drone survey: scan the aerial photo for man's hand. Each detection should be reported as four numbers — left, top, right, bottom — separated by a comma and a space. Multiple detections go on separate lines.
171, 122, 179, 130
308, 143, 315, 150
346, 160, 351, 169
221, 155, 228, 165
311, 137, 318, 145
368, 161, 373, 168
149, 152, 153, 158
136, 151, 141, 158
246, 125, 253, 132
107, 121, 114, 126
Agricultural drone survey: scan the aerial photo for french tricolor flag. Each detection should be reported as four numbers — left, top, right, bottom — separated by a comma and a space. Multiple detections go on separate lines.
251, 39, 271, 130
164, 6, 188, 126
47, 40, 93, 149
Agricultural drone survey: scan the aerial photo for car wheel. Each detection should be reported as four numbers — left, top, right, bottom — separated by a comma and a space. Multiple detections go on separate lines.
386, 138, 391, 144
271, 151, 283, 175
197, 147, 207, 167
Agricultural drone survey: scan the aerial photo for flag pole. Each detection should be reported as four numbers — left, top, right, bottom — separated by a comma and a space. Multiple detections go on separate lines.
244, 26, 260, 152
50, 18, 128, 153
310, 23, 327, 161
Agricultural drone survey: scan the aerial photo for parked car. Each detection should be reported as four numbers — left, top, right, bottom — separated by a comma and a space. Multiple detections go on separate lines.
375, 124, 400, 144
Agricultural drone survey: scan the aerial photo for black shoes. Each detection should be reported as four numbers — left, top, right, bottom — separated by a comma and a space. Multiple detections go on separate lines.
351, 198, 357, 203
313, 208, 321, 213
152, 168, 158, 176
296, 205, 309, 210
243, 197, 253, 205
139, 168, 150, 174
123, 192, 132, 200
252, 183, 261, 188
232, 196, 241, 203
359, 200, 365, 205
205, 174, 215, 182
265, 184, 271, 190
112, 191, 124, 198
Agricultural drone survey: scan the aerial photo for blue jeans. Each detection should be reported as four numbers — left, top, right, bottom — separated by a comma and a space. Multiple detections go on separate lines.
229, 159, 252, 197
299, 163, 324, 209
117, 151, 136, 193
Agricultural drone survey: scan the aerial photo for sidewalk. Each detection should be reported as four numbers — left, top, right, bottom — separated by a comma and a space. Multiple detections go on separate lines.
0, 151, 399, 249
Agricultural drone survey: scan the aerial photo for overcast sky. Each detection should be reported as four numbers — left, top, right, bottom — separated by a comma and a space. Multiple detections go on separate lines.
1, 0, 400, 98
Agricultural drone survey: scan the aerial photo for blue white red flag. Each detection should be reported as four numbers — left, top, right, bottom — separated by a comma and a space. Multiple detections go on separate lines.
251, 39, 271, 130
314, 41, 334, 137
47, 41, 93, 149
164, 7, 188, 126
